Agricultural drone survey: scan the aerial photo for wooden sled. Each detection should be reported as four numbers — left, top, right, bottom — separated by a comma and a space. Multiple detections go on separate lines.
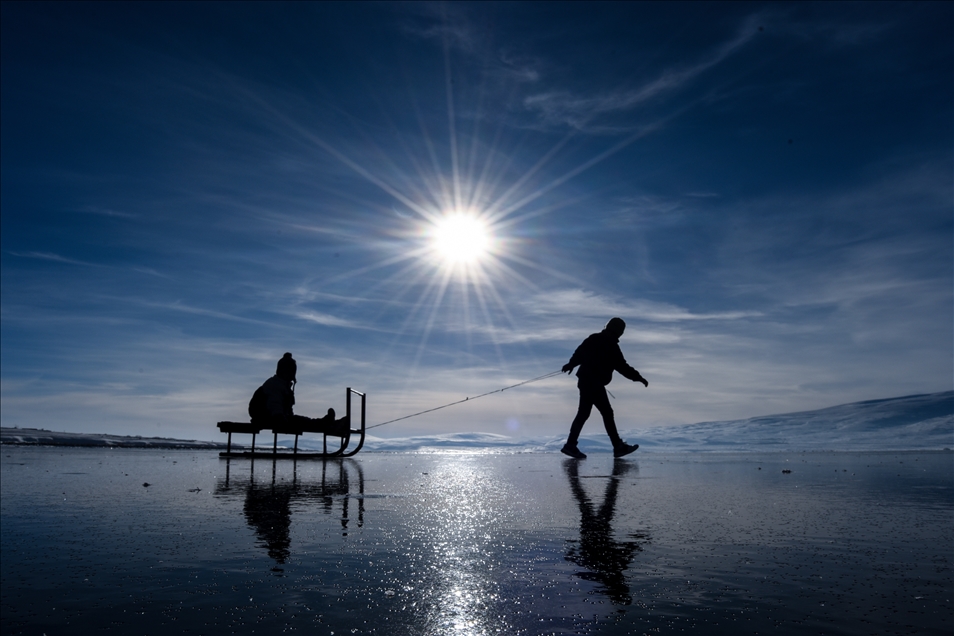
218, 387, 366, 459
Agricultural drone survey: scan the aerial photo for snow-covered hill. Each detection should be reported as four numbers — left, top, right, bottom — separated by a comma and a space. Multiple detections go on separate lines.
625, 391, 953, 452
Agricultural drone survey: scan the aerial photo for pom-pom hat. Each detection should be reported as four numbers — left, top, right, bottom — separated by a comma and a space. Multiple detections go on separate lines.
276, 352, 297, 382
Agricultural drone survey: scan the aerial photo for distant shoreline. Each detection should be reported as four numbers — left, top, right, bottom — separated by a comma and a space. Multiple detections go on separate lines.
1, 426, 950, 455
0, 427, 231, 450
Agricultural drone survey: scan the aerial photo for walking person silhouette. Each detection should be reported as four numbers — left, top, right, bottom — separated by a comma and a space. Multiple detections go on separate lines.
561, 317, 648, 459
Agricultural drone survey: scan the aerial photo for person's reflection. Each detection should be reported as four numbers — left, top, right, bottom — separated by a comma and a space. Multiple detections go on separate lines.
563, 459, 647, 605
217, 458, 365, 566
243, 477, 294, 564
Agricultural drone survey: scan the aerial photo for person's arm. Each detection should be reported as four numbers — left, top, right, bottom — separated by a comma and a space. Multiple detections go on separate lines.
562, 338, 588, 373
614, 346, 648, 387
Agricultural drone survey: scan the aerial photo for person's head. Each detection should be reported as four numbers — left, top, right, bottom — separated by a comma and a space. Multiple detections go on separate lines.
604, 317, 626, 339
276, 352, 297, 382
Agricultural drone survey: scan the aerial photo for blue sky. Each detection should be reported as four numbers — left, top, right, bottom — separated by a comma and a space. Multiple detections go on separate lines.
2, 2, 951, 441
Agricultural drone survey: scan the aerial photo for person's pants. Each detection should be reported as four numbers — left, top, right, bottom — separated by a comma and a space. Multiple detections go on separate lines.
266, 412, 344, 435
566, 382, 623, 448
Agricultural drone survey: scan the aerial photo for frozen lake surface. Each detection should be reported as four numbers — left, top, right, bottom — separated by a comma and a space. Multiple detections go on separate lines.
2, 447, 951, 635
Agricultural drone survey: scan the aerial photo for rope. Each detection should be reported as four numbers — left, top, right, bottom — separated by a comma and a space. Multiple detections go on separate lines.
366, 370, 564, 430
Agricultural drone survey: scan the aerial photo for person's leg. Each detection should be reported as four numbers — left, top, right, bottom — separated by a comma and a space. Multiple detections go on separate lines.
590, 386, 624, 448
291, 414, 313, 428
304, 409, 343, 434
566, 385, 595, 448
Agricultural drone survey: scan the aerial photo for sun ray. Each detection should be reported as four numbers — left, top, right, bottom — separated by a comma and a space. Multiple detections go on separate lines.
471, 269, 520, 349
365, 262, 438, 317
440, 5, 464, 214
493, 190, 596, 231
408, 264, 455, 372
314, 244, 428, 288
496, 250, 587, 288
495, 122, 668, 222
481, 130, 579, 224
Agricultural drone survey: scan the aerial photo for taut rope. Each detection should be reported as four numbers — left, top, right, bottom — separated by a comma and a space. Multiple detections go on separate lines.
366, 370, 564, 430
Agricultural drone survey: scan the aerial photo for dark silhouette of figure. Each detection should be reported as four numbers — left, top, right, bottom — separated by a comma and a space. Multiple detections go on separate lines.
561, 317, 648, 459
217, 458, 365, 567
249, 352, 348, 435
563, 459, 648, 605
243, 480, 293, 564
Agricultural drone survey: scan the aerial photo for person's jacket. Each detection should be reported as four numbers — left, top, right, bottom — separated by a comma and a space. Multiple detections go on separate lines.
249, 375, 295, 422
568, 330, 642, 386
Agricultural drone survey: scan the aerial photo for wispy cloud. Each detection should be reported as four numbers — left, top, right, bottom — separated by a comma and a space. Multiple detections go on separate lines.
77, 205, 138, 219
124, 298, 277, 326
291, 310, 361, 329
399, 2, 479, 54
785, 17, 891, 48
7, 251, 101, 267
526, 289, 761, 323
469, 323, 683, 346
521, 14, 764, 131
132, 267, 170, 278
495, 49, 541, 83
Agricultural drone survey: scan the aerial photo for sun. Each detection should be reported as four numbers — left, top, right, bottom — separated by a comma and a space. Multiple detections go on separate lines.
431, 211, 491, 265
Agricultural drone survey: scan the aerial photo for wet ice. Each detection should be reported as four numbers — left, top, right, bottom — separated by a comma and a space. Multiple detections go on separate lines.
1, 448, 951, 635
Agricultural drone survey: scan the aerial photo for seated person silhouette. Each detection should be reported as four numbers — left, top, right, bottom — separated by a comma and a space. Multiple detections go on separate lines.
248, 352, 349, 436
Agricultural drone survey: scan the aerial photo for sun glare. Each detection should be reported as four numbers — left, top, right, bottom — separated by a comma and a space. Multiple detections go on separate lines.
432, 212, 490, 265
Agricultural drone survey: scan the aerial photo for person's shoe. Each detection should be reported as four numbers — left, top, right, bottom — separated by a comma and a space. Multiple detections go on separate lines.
561, 444, 587, 459
613, 442, 639, 458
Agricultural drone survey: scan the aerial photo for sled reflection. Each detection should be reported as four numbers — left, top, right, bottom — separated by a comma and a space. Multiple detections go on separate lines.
215, 458, 365, 564
563, 459, 649, 605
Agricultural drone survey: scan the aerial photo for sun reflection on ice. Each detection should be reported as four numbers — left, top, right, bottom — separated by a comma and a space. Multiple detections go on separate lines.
418, 456, 514, 636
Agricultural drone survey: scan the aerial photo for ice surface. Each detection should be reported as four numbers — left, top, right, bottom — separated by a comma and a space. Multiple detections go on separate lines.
2, 447, 951, 635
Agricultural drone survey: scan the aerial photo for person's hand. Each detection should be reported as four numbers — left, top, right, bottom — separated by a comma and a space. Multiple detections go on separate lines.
562, 363, 574, 374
